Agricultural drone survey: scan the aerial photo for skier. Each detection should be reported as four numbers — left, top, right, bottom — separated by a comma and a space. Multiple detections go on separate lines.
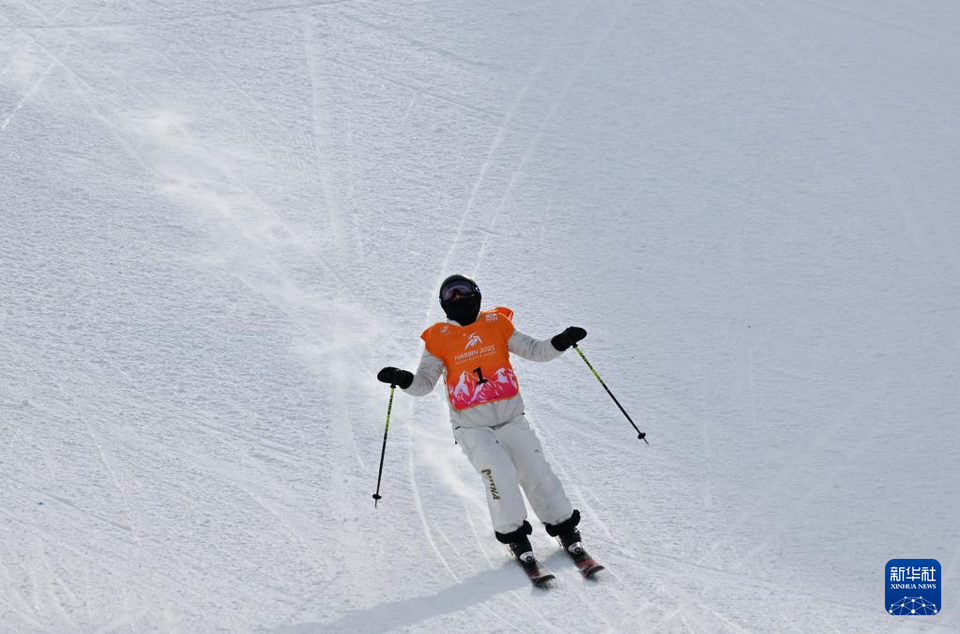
376, 274, 591, 574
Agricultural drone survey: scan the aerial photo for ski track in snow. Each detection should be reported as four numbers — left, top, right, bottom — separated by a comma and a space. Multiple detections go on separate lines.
0, 0, 355, 31
0, 0, 79, 131
437, 1, 590, 285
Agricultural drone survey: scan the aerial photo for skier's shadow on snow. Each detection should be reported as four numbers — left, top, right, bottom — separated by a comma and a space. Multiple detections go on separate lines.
277, 563, 532, 633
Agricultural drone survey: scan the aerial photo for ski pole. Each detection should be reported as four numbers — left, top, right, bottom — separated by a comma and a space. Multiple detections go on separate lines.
573, 344, 649, 444
372, 385, 396, 507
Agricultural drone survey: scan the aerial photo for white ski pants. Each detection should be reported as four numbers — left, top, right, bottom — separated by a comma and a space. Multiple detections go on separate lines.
453, 415, 573, 535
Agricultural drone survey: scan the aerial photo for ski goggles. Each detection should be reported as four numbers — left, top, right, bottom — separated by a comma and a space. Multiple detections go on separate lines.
440, 279, 479, 301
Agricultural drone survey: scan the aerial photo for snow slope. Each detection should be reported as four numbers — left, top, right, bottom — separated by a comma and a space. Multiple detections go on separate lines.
2, 0, 958, 631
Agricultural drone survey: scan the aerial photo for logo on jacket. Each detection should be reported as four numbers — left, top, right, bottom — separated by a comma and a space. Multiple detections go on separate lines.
466, 333, 483, 349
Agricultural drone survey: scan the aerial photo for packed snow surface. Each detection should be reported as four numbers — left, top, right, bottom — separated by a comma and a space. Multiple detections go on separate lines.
2, 0, 959, 632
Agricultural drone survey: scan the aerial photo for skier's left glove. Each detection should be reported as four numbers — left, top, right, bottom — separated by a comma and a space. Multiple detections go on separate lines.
551, 326, 587, 351
377, 366, 414, 389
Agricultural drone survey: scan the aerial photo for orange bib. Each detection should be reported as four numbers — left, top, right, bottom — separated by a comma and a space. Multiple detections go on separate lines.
421, 307, 520, 410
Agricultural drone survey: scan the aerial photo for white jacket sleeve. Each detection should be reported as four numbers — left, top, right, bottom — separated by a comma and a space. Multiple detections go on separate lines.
508, 328, 563, 362
404, 347, 445, 396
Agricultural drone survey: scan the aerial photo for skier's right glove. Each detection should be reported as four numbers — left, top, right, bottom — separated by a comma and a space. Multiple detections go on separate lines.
377, 366, 414, 389
551, 326, 587, 351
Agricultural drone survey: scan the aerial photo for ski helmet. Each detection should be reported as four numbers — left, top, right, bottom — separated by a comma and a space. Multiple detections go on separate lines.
439, 274, 482, 325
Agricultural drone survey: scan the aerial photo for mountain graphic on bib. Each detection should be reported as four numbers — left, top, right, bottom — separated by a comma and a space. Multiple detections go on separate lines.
449, 367, 519, 409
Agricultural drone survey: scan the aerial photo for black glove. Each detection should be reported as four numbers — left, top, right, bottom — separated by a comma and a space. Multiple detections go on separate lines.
551, 326, 587, 351
377, 366, 413, 389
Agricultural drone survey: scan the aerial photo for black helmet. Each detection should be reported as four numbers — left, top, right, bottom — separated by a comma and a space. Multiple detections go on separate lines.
439, 274, 482, 325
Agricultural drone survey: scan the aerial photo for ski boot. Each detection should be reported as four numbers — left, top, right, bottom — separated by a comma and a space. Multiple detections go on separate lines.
509, 535, 535, 563
511, 536, 555, 586
548, 511, 605, 578
497, 522, 554, 587
558, 527, 585, 556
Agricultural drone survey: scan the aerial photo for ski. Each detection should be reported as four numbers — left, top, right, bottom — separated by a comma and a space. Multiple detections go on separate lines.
518, 556, 555, 587
563, 545, 605, 579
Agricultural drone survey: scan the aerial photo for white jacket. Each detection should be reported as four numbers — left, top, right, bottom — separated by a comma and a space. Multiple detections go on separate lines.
404, 325, 563, 428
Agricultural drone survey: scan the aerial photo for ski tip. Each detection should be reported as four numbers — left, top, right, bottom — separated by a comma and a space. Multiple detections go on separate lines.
533, 573, 556, 588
